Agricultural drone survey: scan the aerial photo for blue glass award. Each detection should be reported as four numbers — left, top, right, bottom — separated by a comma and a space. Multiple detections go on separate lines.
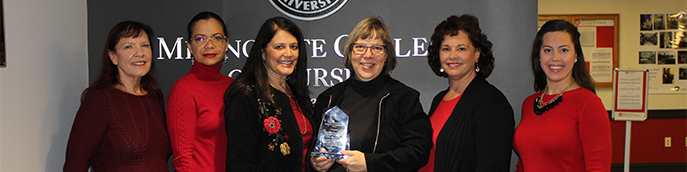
311, 106, 349, 159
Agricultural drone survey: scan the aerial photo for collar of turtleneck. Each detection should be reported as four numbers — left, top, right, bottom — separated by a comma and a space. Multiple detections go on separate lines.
348, 74, 387, 96
190, 60, 223, 81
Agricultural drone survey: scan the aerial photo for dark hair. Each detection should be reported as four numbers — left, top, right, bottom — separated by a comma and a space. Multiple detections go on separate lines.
427, 14, 495, 78
343, 17, 396, 75
187, 11, 229, 40
225, 17, 311, 111
82, 21, 161, 101
530, 20, 596, 93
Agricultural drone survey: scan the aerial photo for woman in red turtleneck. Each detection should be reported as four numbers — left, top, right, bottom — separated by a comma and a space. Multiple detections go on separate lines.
166, 12, 234, 172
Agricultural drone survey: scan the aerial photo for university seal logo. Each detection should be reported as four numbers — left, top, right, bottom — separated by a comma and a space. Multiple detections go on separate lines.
269, 0, 348, 21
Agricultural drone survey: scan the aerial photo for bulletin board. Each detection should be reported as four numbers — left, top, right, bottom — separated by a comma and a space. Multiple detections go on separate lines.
538, 14, 619, 88
638, 12, 686, 94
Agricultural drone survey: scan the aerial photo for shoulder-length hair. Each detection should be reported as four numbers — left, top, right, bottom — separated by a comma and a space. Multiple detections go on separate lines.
427, 14, 495, 78
530, 20, 595, 93
82, 21, 161, 102
225, 17, 311, 111
343, 17, 396, 75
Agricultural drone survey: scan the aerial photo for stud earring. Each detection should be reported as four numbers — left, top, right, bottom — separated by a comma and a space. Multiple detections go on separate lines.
575, 59, 578, 63
439, 68, 444, 73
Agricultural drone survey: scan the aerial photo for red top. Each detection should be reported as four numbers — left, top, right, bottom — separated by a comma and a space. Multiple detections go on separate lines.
514, 88, 612, 172
290, 96, 312, 172
64, 86, 171, 172
167, 62, 234, 172
419, 95, 461, 172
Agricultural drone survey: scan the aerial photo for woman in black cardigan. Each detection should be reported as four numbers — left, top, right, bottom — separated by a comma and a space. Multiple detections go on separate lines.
420, 14, 515, 172
224, 17, 313, 172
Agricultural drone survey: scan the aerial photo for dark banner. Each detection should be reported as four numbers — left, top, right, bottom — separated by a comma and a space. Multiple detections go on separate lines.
88, 0, 536, 122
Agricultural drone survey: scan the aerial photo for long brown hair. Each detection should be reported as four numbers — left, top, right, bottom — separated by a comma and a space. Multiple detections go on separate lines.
530, 20, 596, 93
224, 17, 312, 111
82, 21, 162, 101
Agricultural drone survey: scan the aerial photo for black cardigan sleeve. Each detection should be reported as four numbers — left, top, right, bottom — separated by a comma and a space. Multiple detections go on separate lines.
364, 91, 433, 172
473, 90, 514, 171
225, 92, 261, 171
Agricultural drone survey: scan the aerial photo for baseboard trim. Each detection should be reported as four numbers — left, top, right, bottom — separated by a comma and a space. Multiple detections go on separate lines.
611, 162, 687, 172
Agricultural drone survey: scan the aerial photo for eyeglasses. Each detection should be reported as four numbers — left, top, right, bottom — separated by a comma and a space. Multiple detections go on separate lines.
351, 44, 386, 55
191, 35, 227, 47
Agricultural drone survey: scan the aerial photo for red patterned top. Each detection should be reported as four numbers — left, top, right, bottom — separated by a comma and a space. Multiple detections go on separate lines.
64, 86, 171, 172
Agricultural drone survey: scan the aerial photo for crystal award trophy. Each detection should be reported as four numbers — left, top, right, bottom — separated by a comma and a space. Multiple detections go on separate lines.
311, 106, 349, 159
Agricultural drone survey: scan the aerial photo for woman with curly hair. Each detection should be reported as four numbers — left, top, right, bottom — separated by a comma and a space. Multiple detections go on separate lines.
420, 14, 514, 172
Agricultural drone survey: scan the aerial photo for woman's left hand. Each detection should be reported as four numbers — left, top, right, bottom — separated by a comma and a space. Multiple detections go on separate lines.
336, 150, 367, 172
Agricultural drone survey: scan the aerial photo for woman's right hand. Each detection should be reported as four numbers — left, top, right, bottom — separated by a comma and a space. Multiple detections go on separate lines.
311, 148, 335, 171
311, 156, 335, 172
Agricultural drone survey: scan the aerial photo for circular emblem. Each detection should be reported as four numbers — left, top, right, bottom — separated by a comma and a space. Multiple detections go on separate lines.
269, 0, 348, 21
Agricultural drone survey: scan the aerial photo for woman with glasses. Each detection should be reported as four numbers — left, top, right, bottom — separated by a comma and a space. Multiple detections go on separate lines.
310, 17, 433, 172
166, 11, 234, 172
224, 17, 312, 171
420, 15, 514, 172
64, 21, 171, 171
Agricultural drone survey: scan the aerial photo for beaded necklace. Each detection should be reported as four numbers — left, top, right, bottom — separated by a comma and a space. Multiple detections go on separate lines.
533, 81, 575, 115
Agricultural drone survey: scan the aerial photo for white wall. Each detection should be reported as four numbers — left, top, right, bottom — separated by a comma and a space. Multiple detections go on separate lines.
0, 0, 87, 171
539, 0, 687, 110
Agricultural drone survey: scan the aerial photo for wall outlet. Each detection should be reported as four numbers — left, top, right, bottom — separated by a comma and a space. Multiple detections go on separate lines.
664, 137, 671, 147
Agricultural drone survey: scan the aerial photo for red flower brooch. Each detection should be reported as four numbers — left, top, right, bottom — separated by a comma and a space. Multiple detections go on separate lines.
254, 91, 290, 156
263, 116, 281, 134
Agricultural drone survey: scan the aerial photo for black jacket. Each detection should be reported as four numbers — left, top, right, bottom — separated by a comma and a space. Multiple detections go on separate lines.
225, 86, 314, 172
312, 75, 433, 172
428, 75, 514, 172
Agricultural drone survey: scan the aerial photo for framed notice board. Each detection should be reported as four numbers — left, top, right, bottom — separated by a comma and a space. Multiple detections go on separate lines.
612, 69, 648, 121
538, 14, 619, 88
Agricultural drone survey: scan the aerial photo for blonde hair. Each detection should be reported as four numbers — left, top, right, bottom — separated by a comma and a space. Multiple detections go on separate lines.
343, 17, 396, 74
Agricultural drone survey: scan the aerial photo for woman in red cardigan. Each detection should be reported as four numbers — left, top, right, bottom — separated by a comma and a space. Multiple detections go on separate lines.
166, 11, 234, 171
513, 19, 612, 172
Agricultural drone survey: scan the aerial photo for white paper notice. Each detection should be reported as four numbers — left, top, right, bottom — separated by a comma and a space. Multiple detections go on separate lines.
590, 48, 613, 83
616, 71, 644, 110
578, 27, 596, 47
